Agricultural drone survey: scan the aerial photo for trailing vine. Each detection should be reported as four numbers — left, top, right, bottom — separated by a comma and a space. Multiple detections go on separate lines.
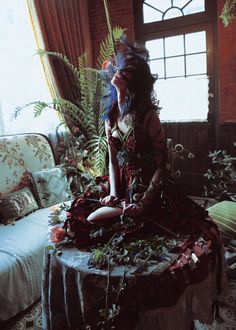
220, 0, 236, 26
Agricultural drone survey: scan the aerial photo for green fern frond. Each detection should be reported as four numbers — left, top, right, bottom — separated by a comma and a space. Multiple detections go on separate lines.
86, 135, 108, 176
79, 64, 104, 134
53, 98, 96, 140
113, 26, 126, 40
95, 26, 126, 69
33, 101, 49, 117
37, 49, 80, 80
13, 101, 45, 119
94, 150, 107, 176
86, 135, 108, 151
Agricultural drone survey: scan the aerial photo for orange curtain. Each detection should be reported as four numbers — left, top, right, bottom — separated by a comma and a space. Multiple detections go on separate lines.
27, 0, 92, 103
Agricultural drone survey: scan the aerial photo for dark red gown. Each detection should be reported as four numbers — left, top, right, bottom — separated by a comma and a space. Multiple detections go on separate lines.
65, 111, 222, 250
62, 112, 224, 327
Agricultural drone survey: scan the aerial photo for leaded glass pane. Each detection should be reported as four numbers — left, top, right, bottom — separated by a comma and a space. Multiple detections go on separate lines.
185, 31, 206, 54
173, 0, 189, 7
166, 56, 185, 77
156, 76, 209, 121
186, 54, 207, 75
163, 8, 183, 20
143, 0, 205, 23
143, 5, 163, 23
145, 0, 171, 12
183, 0, 205, 15
165, 35, 184, 57
150, 59, 165, 78
146, 39, 164, 59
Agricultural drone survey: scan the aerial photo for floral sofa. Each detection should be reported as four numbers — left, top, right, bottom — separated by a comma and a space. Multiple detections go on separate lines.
0, 133, 72, 323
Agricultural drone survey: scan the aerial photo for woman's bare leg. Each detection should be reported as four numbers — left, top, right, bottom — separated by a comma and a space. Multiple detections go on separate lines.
87, 201, 125, 223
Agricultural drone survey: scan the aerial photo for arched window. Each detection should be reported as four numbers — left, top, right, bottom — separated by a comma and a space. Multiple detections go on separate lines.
133, 0, 217, 122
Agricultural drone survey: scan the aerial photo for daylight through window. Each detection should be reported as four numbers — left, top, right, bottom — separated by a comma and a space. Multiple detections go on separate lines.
0, 1, 60, 135
134, 0, 215, 122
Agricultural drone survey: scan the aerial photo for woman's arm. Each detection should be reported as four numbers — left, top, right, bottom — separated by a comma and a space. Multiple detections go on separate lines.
87, 122, 122, 222
99, 122, 120, 206
140, 110, 166, 207
106, 122, 119, 197
123, 111, 166, 216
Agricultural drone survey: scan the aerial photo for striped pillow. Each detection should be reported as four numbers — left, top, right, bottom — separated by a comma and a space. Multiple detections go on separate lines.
208, 201, 236, 239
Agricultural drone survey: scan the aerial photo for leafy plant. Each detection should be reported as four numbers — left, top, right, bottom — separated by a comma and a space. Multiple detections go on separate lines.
14, 26, 125, 178
203, 149, 236, 201
220, 0, 236, 26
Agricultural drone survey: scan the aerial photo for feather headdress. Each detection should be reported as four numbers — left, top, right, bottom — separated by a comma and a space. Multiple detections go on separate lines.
100, 34, 151, 120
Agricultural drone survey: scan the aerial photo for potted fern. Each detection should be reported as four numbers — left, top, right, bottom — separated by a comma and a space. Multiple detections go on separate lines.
14, 26, 125, 193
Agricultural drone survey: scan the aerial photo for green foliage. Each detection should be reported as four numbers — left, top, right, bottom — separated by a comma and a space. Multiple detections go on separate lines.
15, 26, 125, 178
220, 0, 236, 26
48, 202, 70, 226
37, 48, 80, 81
96, 26, 125, 69
203, 149, 236, 201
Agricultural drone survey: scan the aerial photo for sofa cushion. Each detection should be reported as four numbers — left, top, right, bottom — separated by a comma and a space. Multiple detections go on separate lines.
0, 187, 39, 223
208, 201, 236, 239
0, 134, 56, 196
31, 167, 72, 208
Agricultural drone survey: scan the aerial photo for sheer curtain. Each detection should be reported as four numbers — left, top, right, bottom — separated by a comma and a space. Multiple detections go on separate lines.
0, 1, 60, 136
0, 1, 92, 136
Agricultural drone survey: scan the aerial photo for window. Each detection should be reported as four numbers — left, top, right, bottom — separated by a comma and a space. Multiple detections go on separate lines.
133, 0, 217, 122
143, 0, 205, 23
0, 1, 60, 135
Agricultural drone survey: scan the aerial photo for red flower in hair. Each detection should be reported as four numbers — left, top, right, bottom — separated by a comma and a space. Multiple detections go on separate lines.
102, 59, 112, 70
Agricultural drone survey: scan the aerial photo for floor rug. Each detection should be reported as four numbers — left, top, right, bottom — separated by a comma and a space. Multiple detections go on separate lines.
1, 299, 42, 330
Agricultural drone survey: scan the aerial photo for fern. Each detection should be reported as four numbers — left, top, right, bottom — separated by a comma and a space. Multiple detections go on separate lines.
86, 135, 108, 176
33, 101, 50, 117
17, 24, 125, 176
55, 98, 96, 140
37, 49, 80, 81
95, 26, 125, 69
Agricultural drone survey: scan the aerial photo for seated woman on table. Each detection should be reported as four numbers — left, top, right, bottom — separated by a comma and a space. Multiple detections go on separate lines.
87, 41, 166, 224
66, 36, 223, 246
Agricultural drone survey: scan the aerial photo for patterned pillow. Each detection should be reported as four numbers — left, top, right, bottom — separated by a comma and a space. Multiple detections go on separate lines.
0, 187, 39, 222
31, 167, 72, 208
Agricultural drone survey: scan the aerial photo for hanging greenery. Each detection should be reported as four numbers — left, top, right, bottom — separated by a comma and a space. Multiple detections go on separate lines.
220, 0, 236, 26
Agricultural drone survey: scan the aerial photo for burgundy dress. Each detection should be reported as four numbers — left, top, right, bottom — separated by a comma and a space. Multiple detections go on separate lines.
65, 110, 221, 250
61, 111, 224, 328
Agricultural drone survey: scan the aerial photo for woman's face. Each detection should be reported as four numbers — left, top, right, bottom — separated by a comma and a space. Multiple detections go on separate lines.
111, 67, 134, 90
111, 70, 128, 90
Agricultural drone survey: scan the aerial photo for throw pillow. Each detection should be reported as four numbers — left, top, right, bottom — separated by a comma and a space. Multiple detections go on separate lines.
31, 167, 72, 208
0, 187, 39, 222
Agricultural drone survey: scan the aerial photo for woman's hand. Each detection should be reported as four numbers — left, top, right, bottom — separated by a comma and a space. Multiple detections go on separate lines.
123, 203, 143, 217
100, 195, 120, 207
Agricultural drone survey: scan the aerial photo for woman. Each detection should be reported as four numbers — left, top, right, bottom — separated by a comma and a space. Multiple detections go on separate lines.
65, 37, 222, 247
87, 46, 166, 225
51, 38, 227, 330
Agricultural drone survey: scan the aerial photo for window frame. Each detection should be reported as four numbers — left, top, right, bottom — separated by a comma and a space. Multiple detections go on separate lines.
133, 0, 218, 125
